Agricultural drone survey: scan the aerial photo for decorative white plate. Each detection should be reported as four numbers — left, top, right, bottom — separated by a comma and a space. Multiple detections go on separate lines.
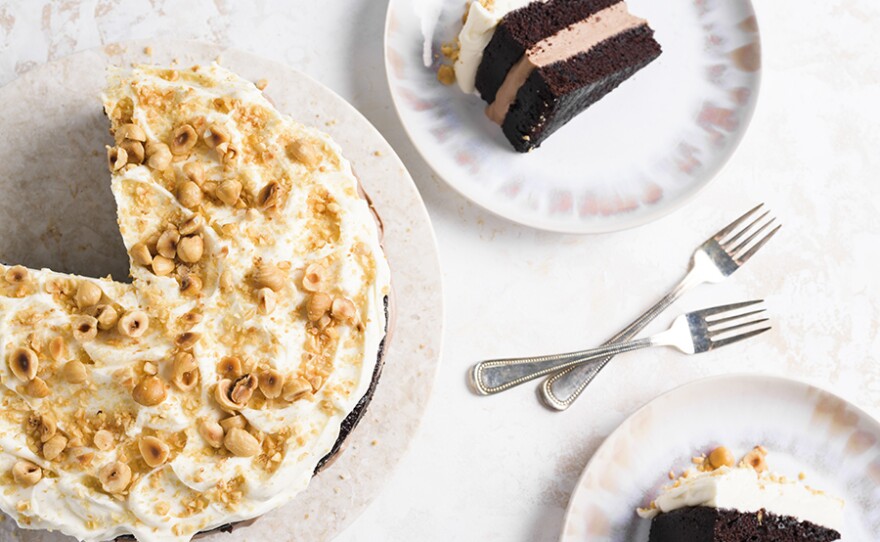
0, 40, 443, 542
385, 0, 762, 233
560, 375, 880, 542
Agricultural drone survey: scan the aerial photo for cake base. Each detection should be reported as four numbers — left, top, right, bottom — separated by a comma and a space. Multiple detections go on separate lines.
648, 506, 841, 542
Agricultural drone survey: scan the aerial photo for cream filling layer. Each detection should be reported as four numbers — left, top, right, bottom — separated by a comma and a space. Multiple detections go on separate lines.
486, 1, 645, 124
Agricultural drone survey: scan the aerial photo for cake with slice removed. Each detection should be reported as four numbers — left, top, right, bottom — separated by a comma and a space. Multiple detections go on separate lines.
638, 446, 844, 542
454, 0, 662, 152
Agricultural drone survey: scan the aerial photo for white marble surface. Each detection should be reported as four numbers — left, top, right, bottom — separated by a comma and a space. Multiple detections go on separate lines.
0, 1, 878, 541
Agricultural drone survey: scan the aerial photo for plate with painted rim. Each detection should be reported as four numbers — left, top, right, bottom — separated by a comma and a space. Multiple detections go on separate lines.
560, 374, 880, 541
385, 0, 762, 233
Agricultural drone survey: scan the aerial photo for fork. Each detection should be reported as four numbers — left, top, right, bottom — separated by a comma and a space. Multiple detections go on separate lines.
539, 204, 780, 410
471, 301, 770, 395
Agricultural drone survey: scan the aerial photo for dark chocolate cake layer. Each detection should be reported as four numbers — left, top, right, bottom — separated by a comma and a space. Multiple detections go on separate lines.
502, 25, 661, 152
649, 506, 842, 542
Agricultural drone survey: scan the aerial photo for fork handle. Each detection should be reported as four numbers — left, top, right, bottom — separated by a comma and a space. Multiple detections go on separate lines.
539, 270, 702, 410
470, 338, 654, 395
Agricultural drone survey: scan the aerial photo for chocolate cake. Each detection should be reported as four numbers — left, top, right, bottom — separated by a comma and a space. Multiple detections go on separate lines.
464, 0, 661, 152
639, 446, 844, 542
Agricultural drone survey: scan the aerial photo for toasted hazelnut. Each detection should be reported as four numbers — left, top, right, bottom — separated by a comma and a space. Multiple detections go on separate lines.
708, 446, 735, 470
175, 332, 201, 350
258, 369, 285, 399
118, 310, 150, 338
75, 281, 103, 309
255, 263, 286, 292
107, 145, 128, 171
214, 374, 257, 412
170, 124, 198, 155
91, 304, 119, 331
177, 235, 204, 263
204, 123, 230, 149
129, 242, 153, 267
198, 419, 225, 448
4, 265, 29, 284
307, 293, 332, 322
119, 139, 145, 165
183, 161, 206, 186
62, 360, 88, 384
139, 436, 170, 468
132, 375, 166, 407
156, 229, 180, 259
48, 336, 67, 362
742, 447, 768, 473
217, 357, 243, 380
93, 429, 114, 451
12, 461, 41, 487
286, 139, 321, 168
178, 215, 203, 236
216, 179, 242, 206
151, 255, 175, 276
257, 181, 282, 211
42, 434, 68, 461
72, 315, 98, 342
26, 377, 51, 398
8, 347, 38, 381
143, 361, 158, 375
301, 263, 325, 292
219, 414, 247, 432
180, 274, 203, 296
177, 181, 203, 209
309, 375, 324, 393
116, 123, 147, 142
145, 141, 172, 170
99, 461, 132, 494
224, 427, 260, 457
180, 310, 203, 328
38, 413, 56, 442
171, 352, 199, 391
257, 288, 275, 315
282, 377, 312, 402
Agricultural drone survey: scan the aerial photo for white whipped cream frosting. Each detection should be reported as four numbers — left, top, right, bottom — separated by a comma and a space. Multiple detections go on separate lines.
639, 466, 845, 532
0, 64, 390, 542
454, 0, 545, 94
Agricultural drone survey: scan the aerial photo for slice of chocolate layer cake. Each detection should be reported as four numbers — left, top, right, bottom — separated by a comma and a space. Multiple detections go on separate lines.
638, 446, 844, 542
472, 0, 661, 152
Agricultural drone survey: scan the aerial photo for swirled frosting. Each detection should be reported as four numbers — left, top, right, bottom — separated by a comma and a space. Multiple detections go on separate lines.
0, 64, 390, 542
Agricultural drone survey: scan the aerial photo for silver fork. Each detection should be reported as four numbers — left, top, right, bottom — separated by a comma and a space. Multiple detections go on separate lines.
539, 204, 780, 410
471, 301, 770, 395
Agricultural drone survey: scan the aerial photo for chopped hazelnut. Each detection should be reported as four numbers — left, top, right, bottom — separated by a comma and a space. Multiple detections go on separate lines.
198, 419, 224, 448
177, 235, 204, 263
72, 315, 99, 342
62, 360, 88, 384
8, 347, 38, 381
107, 146, 128, 171
183, 161, 206, 186
151, 255, 175, 276
4, 265, 29, 284
116, 123, 147, 142
177, 181, 203, 209
256, 181, 282, 211
93, 429, 114, 451
75, 281, 103, 309
178, 215, 203, 236
145, 141, 172, 170
214, 374, 257, 412
171, 352, 199, 391
180, 274, 203, 296
437, 64, 456, 85
156, 229, 180, 259
224, 427, 260, 457
132, 375, 166, 407
119, 139, 145, 165
307, 293, 332, 322
282, 377, 312, 402
90, 304, 119, 331
742, 447, 768, 473
258, 369, 285, 399
42, 434, 68, 461
12, 461, 41, 487
175, 332, 201, 350
48, 336, 67, 362
216, 179, 242, 206
309, 375, 324, 393
139, 436, 170, 467
257, 287, 275, 315
301, 263, 325, 292
129, 242, 153, 267
286, 139, 321, 168
203, 123, 230, 149
26, 377, 51, 398
255, 263, 286, 292
99, 461, 132, 494
170, 124, 198, 155
219, 414, 247, 431
708, 446, 735, 470
217, 357, 243, 380
38, 413, 57, 442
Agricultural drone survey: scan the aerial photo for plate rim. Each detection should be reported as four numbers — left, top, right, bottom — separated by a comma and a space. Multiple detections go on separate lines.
558, 372, 880, 542
383, 0, 764, 234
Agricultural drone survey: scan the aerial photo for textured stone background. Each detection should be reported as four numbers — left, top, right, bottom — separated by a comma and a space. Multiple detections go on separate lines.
0, 1, 878, 541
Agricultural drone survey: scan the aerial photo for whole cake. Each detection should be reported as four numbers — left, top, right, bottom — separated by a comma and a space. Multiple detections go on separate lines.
639, 446, 844, 542
452, 0, 662, 152
0, 64, 390, 542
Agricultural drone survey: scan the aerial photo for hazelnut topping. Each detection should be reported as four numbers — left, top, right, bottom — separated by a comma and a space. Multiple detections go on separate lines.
99, 461, 132, 494
72, 315, 99, 342
139, 436, 170, 467
170, 124, 198, 155
132, 375, 166, 407
224, 427, 260, 457
118, 310, 150, 338
12, 461, 42, 487
8, 347, 38, 381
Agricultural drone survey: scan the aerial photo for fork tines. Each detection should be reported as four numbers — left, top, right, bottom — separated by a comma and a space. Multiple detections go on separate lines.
712, 204, 782, 265
701, 300, 772, 349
